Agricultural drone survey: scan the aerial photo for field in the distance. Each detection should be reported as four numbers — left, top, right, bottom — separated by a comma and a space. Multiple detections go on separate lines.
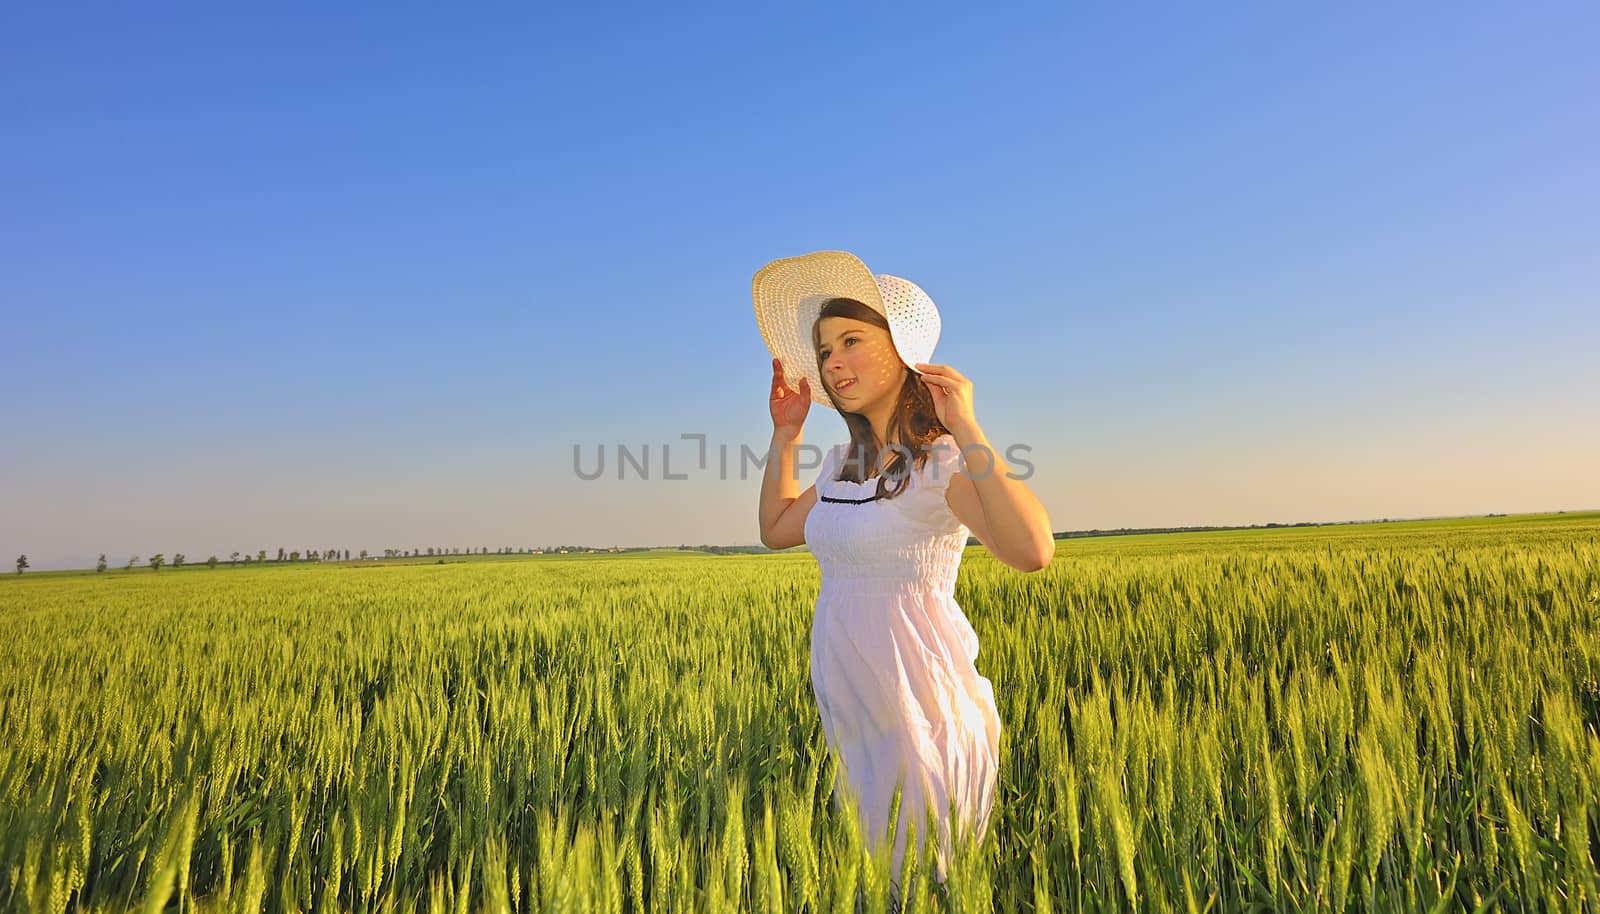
2, 512, 1598, 913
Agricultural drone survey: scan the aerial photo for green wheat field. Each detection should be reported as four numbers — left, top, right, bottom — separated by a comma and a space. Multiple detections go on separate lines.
3, 511, 1599, 913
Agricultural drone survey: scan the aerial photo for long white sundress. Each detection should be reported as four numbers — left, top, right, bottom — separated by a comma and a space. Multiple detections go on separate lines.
802, 432, 1001, 885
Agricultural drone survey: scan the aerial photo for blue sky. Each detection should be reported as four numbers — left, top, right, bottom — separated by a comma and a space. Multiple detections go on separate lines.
4, 3, 1597, 569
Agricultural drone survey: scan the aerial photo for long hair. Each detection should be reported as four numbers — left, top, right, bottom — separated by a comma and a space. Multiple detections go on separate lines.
812, 297, 951, 501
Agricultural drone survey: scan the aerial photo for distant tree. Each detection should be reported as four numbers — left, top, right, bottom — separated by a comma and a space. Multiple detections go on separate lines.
149, 554, 165, 572
230, 551, 240, 566
258, 550, 267, 563
360, 550, 368, 560
128, 555, 139, 570
96, 554, 108, 573
242, 555, 251, 565
14, 555, 26, 575
207, 556, 219, 569
426, 547, 435, 557
173, 553, 185, 569
344, 549, 350, 560
289, 551, 300, 562
277, 548, 285, 562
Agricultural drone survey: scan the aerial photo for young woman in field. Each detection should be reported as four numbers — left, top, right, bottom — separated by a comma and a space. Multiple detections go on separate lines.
753, 251, 1054, 900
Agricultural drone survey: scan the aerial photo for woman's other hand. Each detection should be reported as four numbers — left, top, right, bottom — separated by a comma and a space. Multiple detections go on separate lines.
914, 362, 977, 434
769, 357, 811, 436
764, 356, 806, 435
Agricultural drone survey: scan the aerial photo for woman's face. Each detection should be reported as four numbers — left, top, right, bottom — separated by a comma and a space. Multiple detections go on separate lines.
816, 316, 903, 408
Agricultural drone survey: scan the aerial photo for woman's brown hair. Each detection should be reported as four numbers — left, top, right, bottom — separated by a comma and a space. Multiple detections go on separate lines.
813, 297, 951, 501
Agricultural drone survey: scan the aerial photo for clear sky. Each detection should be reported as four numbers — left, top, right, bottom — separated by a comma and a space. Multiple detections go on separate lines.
4, 3, 1597, 570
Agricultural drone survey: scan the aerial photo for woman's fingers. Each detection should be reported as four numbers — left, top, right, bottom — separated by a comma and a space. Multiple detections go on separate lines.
915, 362, 967, 382
771, 360, 792, 395
769, 359, 817, 404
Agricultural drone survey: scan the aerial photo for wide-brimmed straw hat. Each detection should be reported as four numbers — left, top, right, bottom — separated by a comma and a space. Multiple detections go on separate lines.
752, 250, 942, 408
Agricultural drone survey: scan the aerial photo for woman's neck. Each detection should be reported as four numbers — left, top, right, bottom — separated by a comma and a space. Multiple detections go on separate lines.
862, 392, 898, 445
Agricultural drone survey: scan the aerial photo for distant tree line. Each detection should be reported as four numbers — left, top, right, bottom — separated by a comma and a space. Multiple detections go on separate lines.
9, 546, 573, 574
17, 545, 701, 572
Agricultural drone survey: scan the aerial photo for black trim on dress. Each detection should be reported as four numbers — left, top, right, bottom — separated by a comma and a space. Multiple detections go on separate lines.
819, 493, 884, 504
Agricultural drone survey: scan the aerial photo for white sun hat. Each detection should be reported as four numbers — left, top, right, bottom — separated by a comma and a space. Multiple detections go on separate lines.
752, 250, 942, 408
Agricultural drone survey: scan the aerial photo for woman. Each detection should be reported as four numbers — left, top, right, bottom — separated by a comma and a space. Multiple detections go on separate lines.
753, 251, 1054, 898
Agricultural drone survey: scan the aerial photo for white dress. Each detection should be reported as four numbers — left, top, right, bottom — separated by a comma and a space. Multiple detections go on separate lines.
803, 433, 1001, 883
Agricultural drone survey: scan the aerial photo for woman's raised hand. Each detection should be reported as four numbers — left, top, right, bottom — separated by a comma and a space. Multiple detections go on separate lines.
914, 362, 978, 434
769, 357, 810, 436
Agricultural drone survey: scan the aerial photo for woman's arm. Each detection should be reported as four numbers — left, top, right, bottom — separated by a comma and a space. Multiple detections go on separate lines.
759, 429, 817, 549
943, 420, 1055, 572
913, 361, 1054, 572
760, 359, 817, 549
